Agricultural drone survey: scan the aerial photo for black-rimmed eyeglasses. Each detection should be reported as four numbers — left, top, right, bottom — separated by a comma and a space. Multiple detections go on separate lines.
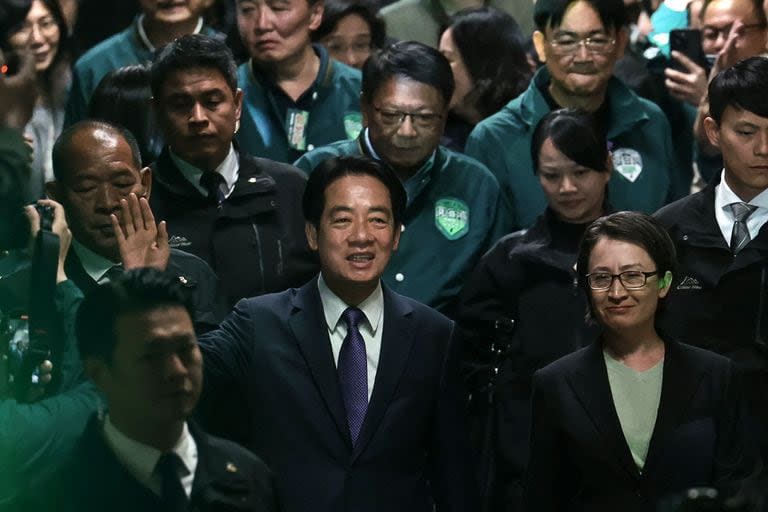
585, 270, 659, 290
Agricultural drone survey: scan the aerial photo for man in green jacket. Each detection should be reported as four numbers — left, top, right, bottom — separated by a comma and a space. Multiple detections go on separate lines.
295, 42, 507, 314
466, 0, 681, 231
235, 0, 362, 164
65, 0, 218, 126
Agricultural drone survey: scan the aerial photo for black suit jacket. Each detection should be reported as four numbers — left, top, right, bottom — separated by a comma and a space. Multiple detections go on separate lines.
65, 247, 227, 334
32, 414, 278, 512
524, 340, 758, 512
198, 278, 476, 512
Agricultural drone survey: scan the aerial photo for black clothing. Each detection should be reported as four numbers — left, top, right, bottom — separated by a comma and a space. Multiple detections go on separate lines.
655, 177, 768, 460
525, 339, 758, 512
456, 209, 599, 510
150, 148, 318, 308
34, 415, 279, 512
65, 248, 226, 334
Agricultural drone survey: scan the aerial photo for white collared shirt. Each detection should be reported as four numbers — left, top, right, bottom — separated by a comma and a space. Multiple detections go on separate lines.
136, 14, 204, 52
72, 239, 121, 283
103, 415, 198, 498
317, 274, 384, 401
170, 144, 239, 200
714, 170, 768, 246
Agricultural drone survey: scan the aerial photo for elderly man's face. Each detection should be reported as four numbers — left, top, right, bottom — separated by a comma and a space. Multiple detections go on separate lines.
138, 0, 211, 25
47, 127, 151, 261
362, 77, 447, 174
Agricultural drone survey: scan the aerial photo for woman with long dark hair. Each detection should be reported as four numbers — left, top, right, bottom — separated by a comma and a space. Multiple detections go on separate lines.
6, 0, 71, 200
438, 7, 532, 151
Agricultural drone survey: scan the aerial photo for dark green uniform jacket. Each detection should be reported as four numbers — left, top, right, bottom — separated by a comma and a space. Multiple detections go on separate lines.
236, 45, 362, 164
64, 18, 220, 127
295, 135, 508, 314
466, 67, 678, 230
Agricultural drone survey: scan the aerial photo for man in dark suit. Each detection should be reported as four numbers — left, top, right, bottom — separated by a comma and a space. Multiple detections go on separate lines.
33, 268, 278, 511
198, 156, 475, 512
655, 56, 768, 464
46, 120, 226, 333
148, 34, 317, 308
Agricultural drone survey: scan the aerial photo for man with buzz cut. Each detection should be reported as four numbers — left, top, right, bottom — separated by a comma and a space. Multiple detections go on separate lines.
466, 0, 682, 231
655, 56, 768, 465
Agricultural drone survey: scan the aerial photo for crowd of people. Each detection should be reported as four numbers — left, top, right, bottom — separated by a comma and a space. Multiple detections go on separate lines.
1, 0, 768, 510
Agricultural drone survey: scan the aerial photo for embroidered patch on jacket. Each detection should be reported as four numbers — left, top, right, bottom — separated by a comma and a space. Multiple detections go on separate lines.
434, 198, 470, 240
676, 275, 703, 290
344, 112, 363, 140
612, 148, 643, 182
168, 235, 192, 248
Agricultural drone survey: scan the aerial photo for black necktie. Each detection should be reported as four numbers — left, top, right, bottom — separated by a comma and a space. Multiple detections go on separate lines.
199, 172, 225, 205
155, 452, 188, 512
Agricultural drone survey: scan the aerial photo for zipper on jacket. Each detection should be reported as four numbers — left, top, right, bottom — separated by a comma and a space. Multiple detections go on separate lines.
276, 239, 284, 276
252, 224, 266, 291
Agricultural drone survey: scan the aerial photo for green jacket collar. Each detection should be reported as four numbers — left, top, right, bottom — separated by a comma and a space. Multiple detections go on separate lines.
515, 67, 651, 138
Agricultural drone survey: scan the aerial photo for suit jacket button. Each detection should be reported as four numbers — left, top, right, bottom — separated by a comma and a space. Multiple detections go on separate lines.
395, 273, 405, 282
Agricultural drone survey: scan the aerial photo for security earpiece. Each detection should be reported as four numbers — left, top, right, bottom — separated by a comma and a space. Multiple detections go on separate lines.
658, 271, 672, 290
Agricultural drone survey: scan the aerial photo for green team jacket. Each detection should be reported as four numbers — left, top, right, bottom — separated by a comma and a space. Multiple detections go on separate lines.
64, 19, 220, 127
0, 280, 100, 506
295, 137, 509, 314
465, 67, 678, 231
236, 46, 363, 164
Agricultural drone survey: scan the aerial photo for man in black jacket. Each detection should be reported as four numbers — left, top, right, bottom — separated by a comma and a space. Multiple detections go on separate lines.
33, 268, 278, 512
46, 120, 226, 334
655, 56, 768, 464
149, 34, 317, 308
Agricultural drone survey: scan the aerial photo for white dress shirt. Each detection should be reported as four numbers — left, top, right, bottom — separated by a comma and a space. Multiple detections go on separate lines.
171, 143, 239, 200
714, 170, 768, 246
103, 415, 198, 498
317, 274, 384, 401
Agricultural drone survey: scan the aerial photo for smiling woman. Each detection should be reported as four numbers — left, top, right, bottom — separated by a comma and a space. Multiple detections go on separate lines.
6, 0, 72, 201
522, 211, 760, 511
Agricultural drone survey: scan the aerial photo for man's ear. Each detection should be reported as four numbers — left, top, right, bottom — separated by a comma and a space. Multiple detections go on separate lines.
392, 223, 401, 251
139, 166, 152, 200
360, 94, 371, 128
614, 26, 629, 59
533, 30, 548, 63
84, 357, 110, 393
45, 180, 61, 201
309, 0, 324, 31
234, 88, 244, 128
305, 222, 319, 251
703, 117, 721, 150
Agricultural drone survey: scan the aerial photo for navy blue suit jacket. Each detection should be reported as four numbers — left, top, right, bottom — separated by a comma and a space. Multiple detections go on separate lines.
198, 277, 475, 512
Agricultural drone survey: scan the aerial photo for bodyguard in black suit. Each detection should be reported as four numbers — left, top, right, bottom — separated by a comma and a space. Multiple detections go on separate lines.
34, 269, 277, 512
198, 156, 476, 512
524, 212, 758, 512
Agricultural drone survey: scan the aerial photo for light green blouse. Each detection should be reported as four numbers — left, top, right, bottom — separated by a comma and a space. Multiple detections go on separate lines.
604, 351, 664, 471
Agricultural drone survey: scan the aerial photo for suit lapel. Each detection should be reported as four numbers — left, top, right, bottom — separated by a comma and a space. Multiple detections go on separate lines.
64, 250, 99, 295
351, 287, 416, 462
642, 341, 703, 477
566, 342, 639, 480
288, 280, 351, 444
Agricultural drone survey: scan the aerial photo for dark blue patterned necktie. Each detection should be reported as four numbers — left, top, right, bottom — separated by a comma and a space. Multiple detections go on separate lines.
338, 307, 368, 445
155, 452, 188, 511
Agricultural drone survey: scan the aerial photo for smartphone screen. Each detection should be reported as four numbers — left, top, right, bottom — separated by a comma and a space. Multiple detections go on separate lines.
670, 29, 708, 71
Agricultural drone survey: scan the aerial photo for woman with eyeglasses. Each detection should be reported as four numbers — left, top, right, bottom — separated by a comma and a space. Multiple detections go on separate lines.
5, 0, 71, 201
523, 210, 759, 511
312, 0, 386, 70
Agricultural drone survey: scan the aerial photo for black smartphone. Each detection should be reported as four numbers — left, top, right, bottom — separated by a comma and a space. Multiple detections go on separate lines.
669, 29, 708, 72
